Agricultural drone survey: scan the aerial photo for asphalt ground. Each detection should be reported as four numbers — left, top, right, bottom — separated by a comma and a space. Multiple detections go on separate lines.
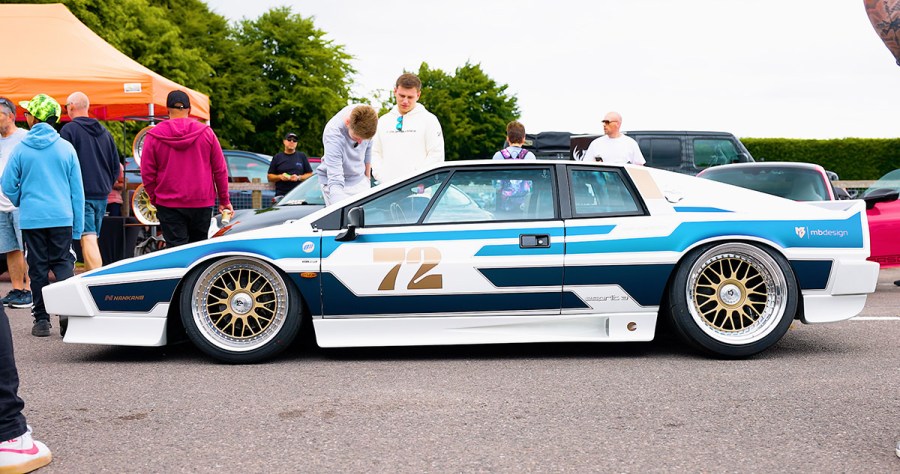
3, 268, 899, 472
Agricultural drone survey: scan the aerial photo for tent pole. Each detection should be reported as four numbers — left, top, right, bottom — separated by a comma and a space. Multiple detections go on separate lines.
148, 103, 155, 125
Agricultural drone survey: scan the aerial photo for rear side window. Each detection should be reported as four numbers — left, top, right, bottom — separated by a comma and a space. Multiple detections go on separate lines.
694, 139, 740, 168
569, 168, 642, 217
637, 138, 681, 168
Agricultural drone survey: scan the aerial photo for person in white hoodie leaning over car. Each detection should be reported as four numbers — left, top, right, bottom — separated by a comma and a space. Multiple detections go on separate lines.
371, 73, 444, 185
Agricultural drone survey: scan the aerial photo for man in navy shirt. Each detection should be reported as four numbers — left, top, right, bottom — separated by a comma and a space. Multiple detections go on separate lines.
267, 132, 312, 197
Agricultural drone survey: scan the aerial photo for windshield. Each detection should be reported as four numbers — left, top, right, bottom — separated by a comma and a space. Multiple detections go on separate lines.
701, 166, 830, 201
277, 174, 325, 205
861, 169, 900, 198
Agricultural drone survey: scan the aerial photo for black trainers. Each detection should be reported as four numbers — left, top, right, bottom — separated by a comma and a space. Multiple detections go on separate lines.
31, 320, 51, 337
9, 290, 33, 309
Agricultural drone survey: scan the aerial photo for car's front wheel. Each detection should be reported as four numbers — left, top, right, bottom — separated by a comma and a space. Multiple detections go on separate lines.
668, 242, 798, 358
180, 257, 301, 363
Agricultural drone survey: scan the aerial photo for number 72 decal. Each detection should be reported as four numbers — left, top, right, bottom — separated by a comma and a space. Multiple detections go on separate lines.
374, 247, 443, 290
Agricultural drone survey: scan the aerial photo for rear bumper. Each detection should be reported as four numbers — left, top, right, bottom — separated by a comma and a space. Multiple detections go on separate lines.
800, 259, 878, 324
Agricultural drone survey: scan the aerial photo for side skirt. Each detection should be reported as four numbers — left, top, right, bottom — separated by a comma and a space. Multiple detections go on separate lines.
312, 312, 658, 348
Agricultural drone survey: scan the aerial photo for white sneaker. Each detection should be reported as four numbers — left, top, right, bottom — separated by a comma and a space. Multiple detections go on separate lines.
896, 440, 900, 459
0, 426, 52, 473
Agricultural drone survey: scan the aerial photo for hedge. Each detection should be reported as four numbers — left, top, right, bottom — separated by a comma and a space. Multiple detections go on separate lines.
741, 138, 900, 180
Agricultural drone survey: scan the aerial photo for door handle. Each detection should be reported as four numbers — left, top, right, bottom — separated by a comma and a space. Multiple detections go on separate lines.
519, 234, 550, 248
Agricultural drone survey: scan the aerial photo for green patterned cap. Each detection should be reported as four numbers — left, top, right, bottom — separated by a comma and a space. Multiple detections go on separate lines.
19, 94, 61, 122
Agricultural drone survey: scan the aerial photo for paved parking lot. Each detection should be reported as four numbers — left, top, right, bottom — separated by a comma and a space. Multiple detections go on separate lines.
3, 268, 899, 472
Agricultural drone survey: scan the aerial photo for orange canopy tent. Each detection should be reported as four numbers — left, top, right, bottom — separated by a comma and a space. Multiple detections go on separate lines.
0, 3, 210, 122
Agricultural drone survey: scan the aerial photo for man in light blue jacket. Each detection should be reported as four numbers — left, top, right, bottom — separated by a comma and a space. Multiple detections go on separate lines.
1, 94, 84, 337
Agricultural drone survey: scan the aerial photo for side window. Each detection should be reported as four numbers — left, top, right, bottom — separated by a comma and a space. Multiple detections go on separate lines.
424, 168, 556, 224
694, 139, 739, 168
361, 172, 450, 226
569, 169, 641, 217
639, 138, 682, 168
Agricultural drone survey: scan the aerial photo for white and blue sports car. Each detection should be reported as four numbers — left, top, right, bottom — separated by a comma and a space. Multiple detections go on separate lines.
45, 161, 878, 363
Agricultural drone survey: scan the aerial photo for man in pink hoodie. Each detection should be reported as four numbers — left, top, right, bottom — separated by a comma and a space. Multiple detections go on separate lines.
140, 91, 232, 247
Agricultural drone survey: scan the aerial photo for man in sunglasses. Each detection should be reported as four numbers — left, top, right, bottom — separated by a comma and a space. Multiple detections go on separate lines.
581, 111, 645, 165
371, 73, 444, 184
267, 132, 312, 197
0, 98, 32, 310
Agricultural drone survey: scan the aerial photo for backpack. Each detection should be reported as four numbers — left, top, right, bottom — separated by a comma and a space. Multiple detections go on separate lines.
500, 148, 530, 160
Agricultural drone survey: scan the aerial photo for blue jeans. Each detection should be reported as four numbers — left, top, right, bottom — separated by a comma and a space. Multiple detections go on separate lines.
83, 199, 107, 236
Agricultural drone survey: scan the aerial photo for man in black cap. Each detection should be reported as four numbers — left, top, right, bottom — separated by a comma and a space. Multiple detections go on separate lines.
140, 90, 231, 247
267, 132, 312, 197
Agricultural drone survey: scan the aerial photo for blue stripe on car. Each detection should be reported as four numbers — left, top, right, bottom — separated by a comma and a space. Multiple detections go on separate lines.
478, 267, 565, 287
789, 260, 833, 290
563, 265, 674, 306
88, 279, 180, 312
86, 238, 307, 278
322, 227, 565, 258
567, 214, 863, 254
478, 264, 672, 306
318, 273, 588, 316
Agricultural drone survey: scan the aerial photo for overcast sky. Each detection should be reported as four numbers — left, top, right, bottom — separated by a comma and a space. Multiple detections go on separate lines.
204, 0, 900, 139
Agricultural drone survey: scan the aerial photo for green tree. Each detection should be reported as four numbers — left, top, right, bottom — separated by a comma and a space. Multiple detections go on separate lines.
416, 62, 519, 160
233, 8, 355, 156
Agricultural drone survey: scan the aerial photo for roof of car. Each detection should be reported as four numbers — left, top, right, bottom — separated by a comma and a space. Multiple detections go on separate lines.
699, 161, 824, 172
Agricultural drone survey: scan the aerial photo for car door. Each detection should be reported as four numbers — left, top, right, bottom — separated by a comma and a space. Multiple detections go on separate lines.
318, 165, 565, 321
562, 165, 664, 335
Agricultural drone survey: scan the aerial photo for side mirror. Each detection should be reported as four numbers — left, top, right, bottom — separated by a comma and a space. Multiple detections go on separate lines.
833, 186, 851, 200
335, 206, 365, 241
733, 152, 752, 163
862, 188, 899, 210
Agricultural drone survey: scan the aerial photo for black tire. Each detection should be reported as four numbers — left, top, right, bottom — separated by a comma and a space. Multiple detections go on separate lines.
59, 316, 68, 337
180, 257, 301, 363
668, 242, 798, 358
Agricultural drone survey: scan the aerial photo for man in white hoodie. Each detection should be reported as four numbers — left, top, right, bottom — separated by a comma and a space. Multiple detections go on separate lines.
371, 73, 444, 184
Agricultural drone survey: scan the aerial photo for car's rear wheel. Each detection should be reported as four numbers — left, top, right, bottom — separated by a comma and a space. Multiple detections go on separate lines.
180, 257, 301, 363
668, 242, 798, 358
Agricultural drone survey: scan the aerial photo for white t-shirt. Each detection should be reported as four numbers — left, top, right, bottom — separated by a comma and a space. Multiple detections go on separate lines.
582, 135, 646, 165
0, 128, 27, 212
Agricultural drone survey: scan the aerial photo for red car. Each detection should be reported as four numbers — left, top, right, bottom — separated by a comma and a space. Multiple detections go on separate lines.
860, 169, 900, 268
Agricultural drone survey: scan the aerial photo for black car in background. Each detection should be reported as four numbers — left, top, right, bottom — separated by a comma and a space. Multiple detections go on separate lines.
520, 130, 754, 175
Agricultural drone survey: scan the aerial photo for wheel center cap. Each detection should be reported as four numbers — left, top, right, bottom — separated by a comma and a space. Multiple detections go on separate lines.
230, 293, 253, 315
719, 283, 743, 306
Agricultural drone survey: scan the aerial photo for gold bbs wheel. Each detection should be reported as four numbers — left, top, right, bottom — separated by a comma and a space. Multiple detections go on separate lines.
131, 184, 159, 225
670, 242, 797, 358
181, 257, 300, 363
